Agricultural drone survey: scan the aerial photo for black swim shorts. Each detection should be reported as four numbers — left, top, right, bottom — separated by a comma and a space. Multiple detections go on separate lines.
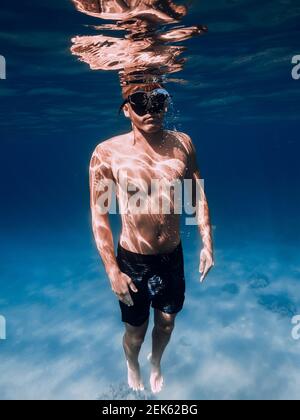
116, 242, 186, 327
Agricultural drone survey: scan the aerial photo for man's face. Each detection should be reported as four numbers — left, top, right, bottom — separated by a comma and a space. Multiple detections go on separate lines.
126, 105, 166, 133
123, 89, 167, 133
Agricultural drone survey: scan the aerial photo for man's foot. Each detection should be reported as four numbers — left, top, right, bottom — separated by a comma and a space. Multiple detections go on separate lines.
126, 360, 145, 392
147, 353, 164, 394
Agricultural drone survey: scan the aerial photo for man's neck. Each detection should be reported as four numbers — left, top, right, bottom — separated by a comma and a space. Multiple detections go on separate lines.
132, 125, 165, 147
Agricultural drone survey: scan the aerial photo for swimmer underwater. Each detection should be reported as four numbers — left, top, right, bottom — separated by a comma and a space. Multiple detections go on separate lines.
89, 82, 215, 394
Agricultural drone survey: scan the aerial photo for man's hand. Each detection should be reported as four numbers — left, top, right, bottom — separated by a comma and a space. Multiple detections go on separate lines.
109, 270, 138, 306
199, 248, 214, 283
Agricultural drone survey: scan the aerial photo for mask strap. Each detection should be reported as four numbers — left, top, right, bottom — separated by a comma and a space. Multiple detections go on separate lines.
118, 99, 128, 115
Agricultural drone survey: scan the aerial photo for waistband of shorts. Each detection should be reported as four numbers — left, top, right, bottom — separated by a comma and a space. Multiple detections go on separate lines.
117, 241, 183, 264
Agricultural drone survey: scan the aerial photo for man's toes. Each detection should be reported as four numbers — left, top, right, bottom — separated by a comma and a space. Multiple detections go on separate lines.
156, 379, 161, 392
155, 377, 163, 393
150, 379, 159, 393
130, 381, 143, 392
133, 382, 140, 392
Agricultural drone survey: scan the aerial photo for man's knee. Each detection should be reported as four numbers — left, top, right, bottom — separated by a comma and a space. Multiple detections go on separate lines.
125, 331, 145, 347
155, 319, 175, 335
124, 319, 149, 345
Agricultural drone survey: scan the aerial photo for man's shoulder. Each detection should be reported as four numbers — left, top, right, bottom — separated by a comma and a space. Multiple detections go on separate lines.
92, 132, 131, 157
168, 130, 194, 154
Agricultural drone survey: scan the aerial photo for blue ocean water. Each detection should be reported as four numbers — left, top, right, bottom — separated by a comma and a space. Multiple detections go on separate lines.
0, 0, 300, 400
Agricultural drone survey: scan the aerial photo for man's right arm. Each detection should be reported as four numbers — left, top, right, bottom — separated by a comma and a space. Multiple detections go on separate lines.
89, 144, 138, 306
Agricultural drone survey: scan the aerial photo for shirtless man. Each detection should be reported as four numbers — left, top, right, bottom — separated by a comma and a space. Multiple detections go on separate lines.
89, 83, 214, 394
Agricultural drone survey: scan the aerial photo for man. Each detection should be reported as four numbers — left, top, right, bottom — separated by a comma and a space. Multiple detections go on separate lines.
89, 83, 214, 394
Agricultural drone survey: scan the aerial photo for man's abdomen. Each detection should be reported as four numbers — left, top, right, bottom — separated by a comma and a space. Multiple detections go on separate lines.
119, 213, 181, 255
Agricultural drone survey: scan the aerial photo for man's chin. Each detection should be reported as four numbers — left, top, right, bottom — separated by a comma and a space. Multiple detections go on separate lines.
142, 123, 163, 133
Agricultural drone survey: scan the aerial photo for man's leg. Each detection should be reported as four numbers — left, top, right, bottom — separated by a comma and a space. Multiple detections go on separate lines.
148, 308, 177, 393
123, 317, 150, 391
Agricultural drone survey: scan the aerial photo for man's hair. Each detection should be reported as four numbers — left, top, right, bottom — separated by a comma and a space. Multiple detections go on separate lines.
121, 82, 165, 100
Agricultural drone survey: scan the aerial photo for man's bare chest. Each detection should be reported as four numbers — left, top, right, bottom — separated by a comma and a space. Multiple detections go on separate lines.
112, 153, 188, 189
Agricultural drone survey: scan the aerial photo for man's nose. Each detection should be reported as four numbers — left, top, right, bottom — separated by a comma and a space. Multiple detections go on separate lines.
148, 107, 164, 115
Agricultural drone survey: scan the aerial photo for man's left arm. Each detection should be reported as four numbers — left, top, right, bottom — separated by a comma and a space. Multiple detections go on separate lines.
184, 134, 215, 282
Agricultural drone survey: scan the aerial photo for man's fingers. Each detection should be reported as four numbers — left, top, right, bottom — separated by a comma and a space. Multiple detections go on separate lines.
128, 280, 138, 293
200, 262, 213, 283
115, 288, 134, 306
200, 259, 206, 282
199, 258, 204, 274
111, 273, 136, 306
122, 293, 134, 306
126, 298, 134, 306
203, 265, 211, 279
199, 248, 215, 284
123, 286, 134, 303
